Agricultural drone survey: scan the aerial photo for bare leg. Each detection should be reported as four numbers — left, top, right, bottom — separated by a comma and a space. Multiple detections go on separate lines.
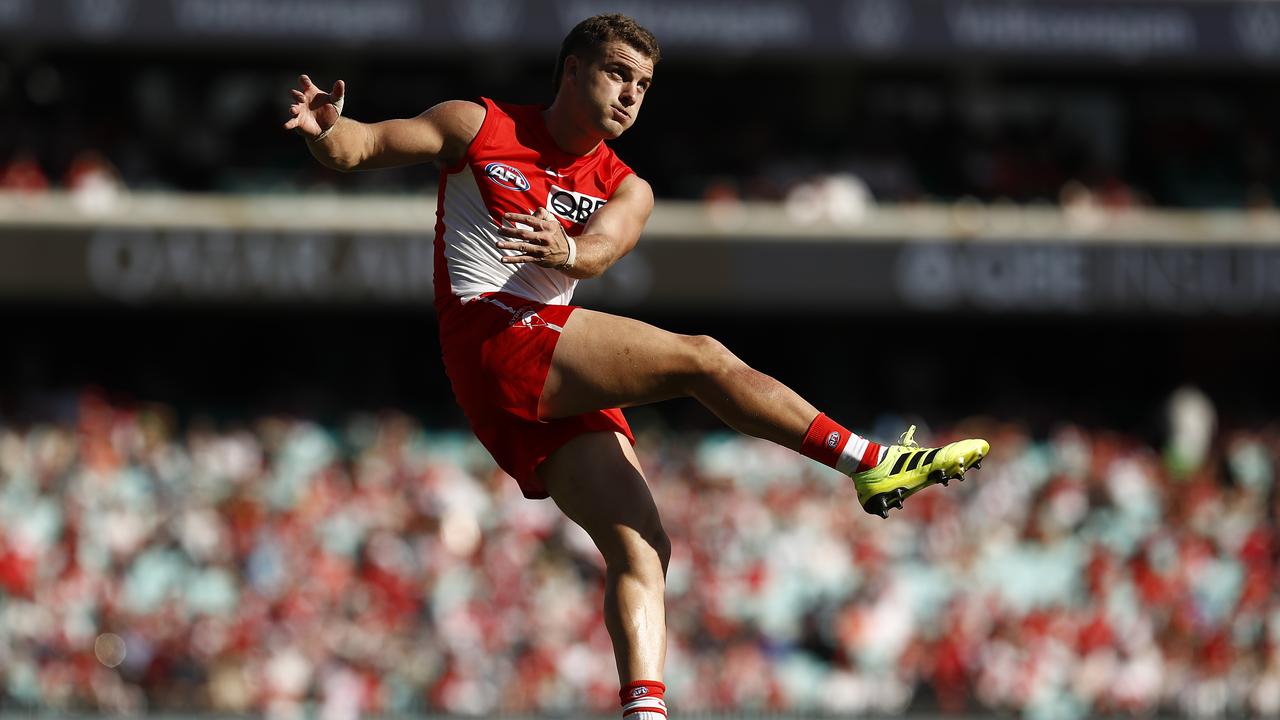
539, 309, 819, 449
538, 431, 670, 685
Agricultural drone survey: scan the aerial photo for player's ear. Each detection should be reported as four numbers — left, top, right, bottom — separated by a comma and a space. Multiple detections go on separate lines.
564, 55, 581, 85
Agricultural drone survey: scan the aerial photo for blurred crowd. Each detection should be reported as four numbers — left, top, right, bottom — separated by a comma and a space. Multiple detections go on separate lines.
1, 390, 1278, 719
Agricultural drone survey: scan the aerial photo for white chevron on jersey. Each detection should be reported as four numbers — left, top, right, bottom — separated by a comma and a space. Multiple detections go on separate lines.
440, 167, 578, 306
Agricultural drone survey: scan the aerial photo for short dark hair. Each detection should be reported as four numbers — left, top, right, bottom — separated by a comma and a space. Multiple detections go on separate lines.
552, 14, 660, 94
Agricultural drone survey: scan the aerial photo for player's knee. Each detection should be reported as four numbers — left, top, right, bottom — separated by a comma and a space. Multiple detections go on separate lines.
649, 527, 672, 576
630, 523, 672, 577
602, 520, 671, 579
686, 334, 740, 380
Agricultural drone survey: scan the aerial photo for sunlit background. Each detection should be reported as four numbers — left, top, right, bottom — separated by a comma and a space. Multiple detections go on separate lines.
3, 1, 1280, 718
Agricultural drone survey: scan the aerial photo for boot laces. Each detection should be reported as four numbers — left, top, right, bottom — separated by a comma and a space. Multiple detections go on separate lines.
899, 424, 919, 449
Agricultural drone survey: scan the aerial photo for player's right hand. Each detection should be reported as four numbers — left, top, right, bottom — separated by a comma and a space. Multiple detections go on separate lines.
283, 74, 344, 139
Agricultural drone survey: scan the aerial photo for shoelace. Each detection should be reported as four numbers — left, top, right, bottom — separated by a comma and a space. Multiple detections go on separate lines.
899, 424, 919, 449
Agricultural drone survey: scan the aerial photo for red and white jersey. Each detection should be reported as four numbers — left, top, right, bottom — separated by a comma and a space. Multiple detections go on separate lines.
432, 97, 635, 307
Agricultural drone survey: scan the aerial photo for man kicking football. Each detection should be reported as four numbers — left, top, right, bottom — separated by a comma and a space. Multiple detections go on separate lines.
285, 14, 988, 719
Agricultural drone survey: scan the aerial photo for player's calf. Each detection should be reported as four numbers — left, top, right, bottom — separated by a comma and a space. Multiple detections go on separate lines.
681, 335, 821, 446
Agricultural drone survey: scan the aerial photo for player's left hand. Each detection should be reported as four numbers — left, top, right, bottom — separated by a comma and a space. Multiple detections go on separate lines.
495, 208, 573, 269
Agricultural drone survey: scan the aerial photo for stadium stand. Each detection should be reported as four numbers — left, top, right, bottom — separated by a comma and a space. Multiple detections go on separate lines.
2, 392, 1278, 717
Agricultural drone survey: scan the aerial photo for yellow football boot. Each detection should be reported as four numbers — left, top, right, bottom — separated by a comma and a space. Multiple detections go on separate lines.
851, 425, 989, 518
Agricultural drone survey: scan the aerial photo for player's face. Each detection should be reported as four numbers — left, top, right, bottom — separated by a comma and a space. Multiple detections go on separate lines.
572, 41, 654, 139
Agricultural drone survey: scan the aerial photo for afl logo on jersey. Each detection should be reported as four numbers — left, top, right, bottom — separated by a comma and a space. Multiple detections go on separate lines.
484, 162, 530, 192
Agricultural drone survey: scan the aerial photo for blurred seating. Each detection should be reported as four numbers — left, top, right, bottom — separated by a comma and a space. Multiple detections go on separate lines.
1, 391, 1277, 718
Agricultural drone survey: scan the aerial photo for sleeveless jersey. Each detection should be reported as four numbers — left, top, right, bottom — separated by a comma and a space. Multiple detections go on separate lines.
432, 97, 635, 307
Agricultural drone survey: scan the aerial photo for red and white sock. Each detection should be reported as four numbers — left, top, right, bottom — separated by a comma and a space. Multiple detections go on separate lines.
800, 413, 886, 475
620, 680, 667, 719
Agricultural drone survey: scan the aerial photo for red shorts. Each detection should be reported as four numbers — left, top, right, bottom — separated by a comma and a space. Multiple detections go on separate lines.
436, 291, 634, 499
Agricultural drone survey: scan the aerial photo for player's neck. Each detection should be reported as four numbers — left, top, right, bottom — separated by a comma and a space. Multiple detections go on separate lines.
542, 104, 603, 157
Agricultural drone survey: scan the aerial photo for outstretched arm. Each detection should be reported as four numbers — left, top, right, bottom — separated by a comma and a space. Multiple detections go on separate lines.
283, 74, 485, 172
495, 174, 654, 279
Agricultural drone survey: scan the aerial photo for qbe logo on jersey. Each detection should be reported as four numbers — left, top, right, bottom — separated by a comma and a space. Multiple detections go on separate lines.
547, 184, 607, 225
484, 162, 530, 192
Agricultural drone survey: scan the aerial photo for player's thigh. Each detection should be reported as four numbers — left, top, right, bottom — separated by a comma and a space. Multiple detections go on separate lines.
540, 308, 716, 419
538, 431, 670, 569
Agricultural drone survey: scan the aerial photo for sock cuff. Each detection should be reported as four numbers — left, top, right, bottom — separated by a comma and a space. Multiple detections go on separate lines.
620, 680, 666, 704
621, 680, 668, 718
802, 412, 850, 467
